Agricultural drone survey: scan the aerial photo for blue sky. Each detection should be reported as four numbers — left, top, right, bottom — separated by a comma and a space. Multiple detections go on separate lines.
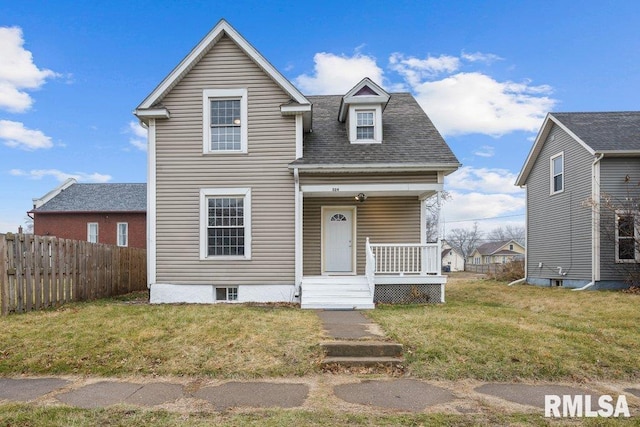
1, 1, 639, 234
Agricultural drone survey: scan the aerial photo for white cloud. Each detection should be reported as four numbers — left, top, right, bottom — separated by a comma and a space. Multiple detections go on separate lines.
412, 72, 555, 136
447, 166, 522, 194
473, 145, 495, 158
442, 190, 525, 229
0, 120, 52, 150
0, 26, 58, 113
461, 51, 503, 64
127, 121, 147, 151
294, 52, 384, 95
389, 53, 460, 86
10, 169, 112, 183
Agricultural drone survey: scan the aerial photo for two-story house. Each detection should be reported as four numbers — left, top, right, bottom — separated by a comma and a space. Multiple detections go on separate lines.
516, 112, 640, 289
134, 20, 459, 308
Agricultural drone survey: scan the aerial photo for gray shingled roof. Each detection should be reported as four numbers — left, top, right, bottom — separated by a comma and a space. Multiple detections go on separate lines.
34, 183, 146, 212
291, 93, 459, 166
552, 112, 640, 152
475, 241, 514, 256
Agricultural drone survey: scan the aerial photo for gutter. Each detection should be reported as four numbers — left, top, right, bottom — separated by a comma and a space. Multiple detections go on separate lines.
588, 153, 605, 290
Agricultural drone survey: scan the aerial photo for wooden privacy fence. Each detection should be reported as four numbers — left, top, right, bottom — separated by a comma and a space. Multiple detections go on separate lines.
0, 233, 147, 315
465, 260, 524, 275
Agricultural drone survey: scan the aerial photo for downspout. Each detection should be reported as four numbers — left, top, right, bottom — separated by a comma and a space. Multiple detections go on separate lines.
293, 167, 302, 299
575, 153, 604, 291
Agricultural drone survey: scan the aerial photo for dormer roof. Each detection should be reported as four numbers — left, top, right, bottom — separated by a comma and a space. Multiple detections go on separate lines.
338, 78, 390, 122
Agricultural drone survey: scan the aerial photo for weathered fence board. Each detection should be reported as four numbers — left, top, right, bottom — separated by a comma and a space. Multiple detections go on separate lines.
0, 233, 147, 315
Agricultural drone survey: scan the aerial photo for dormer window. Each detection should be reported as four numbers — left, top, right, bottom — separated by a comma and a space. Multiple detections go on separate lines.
338, 78, 390, 145
356, 111, 375, 140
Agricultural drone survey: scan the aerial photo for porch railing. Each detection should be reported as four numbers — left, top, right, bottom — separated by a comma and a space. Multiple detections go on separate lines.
365, 238, 376, 295
368, 241, 442, 276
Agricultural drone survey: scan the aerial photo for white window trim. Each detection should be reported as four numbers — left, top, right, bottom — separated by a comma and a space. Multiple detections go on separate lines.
87, 222, 98, 243
200, 187, 252, 260
615, 210, 639, 263
348, 105, 382, 144
117, 222, 128, 247
550, 152, 564, 195
202, 88, 248, 154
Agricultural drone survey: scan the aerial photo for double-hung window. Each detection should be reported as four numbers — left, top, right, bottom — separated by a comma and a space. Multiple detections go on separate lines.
348, 105, 382, 143
550, 152, 564, 194
117, 223, 128, 247
616, 210, 639, 263
87, 223, 98, 243
356, 111, 375, 140
200, 188, 251, 259
203, 89, 248, 153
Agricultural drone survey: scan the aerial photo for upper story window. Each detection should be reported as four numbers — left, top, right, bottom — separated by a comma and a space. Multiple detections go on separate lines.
117, 222, 128, 247
356, 111, 375, 140
550, 152, 564, 194
349, 106, 382, 144
203, 89, 248, 154
87, 223, 98, 243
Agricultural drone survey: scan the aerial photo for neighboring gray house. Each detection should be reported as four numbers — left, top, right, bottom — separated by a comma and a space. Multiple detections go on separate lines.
516, 112, 640, 289
468, 240, 525, 265
134, 20, 459, 308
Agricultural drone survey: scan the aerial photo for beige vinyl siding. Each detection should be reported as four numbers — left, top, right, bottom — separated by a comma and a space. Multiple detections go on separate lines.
299, 172, 438, 186
525, 124, 593, 283
155, 35, 296, 286
303, 196, 421, 276
599, 157, 640, 281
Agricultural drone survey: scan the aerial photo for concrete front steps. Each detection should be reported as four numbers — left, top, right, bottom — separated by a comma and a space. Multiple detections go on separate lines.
300, 276, 374, 310
320, 340, 404, 368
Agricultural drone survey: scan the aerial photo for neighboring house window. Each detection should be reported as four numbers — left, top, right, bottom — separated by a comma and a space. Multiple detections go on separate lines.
356, 111, 375, 140
200, 188, 252, 259
550, 152, 564, 194
202, 89, 248, 153
117, 223, 128, 247
87, 223, 98, 243
616, 211, 639, 263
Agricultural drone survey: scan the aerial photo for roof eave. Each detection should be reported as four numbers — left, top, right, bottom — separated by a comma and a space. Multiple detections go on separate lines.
290, 162, 460, 174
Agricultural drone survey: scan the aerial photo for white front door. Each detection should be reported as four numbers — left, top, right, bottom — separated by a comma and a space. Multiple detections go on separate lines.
323, 208, 355, 274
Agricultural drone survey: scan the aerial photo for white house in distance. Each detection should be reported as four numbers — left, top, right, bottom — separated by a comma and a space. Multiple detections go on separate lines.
134, 20, 460, 308
441, 240, 465, 272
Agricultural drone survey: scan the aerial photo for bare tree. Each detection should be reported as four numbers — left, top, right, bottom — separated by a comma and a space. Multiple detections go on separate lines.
446, 222, 483, 262
23, 215, 34, 234
424, 191, 449, 243
486, 225, 525, 245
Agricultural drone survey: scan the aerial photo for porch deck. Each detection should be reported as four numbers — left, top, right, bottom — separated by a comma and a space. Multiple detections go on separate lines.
300, 240, 446, 309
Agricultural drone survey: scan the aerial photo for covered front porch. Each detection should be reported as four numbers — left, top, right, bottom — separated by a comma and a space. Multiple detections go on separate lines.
293, 171, 447, 309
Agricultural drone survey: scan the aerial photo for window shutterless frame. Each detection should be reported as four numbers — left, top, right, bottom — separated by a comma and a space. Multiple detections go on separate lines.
87, 223, 98, 243
550, 152, 564, 194
202, 89, 248, 154
117, 222, 128, 247
199, 188, 252, 260
615, 210, 639, 263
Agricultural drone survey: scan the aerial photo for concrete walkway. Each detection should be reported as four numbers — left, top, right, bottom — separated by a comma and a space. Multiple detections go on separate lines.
1, 375, 639, 415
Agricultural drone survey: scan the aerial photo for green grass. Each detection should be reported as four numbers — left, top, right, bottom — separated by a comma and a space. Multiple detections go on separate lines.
367, 278, 640, 382
1, 404, 617, 427
0, 294, 323, 378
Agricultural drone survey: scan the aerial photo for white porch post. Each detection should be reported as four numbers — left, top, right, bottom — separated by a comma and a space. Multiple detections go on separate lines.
420, 195, 427, 275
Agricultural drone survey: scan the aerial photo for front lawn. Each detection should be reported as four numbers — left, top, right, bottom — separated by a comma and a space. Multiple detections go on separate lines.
0, 296, 324, 378
368, 277, 640, 382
